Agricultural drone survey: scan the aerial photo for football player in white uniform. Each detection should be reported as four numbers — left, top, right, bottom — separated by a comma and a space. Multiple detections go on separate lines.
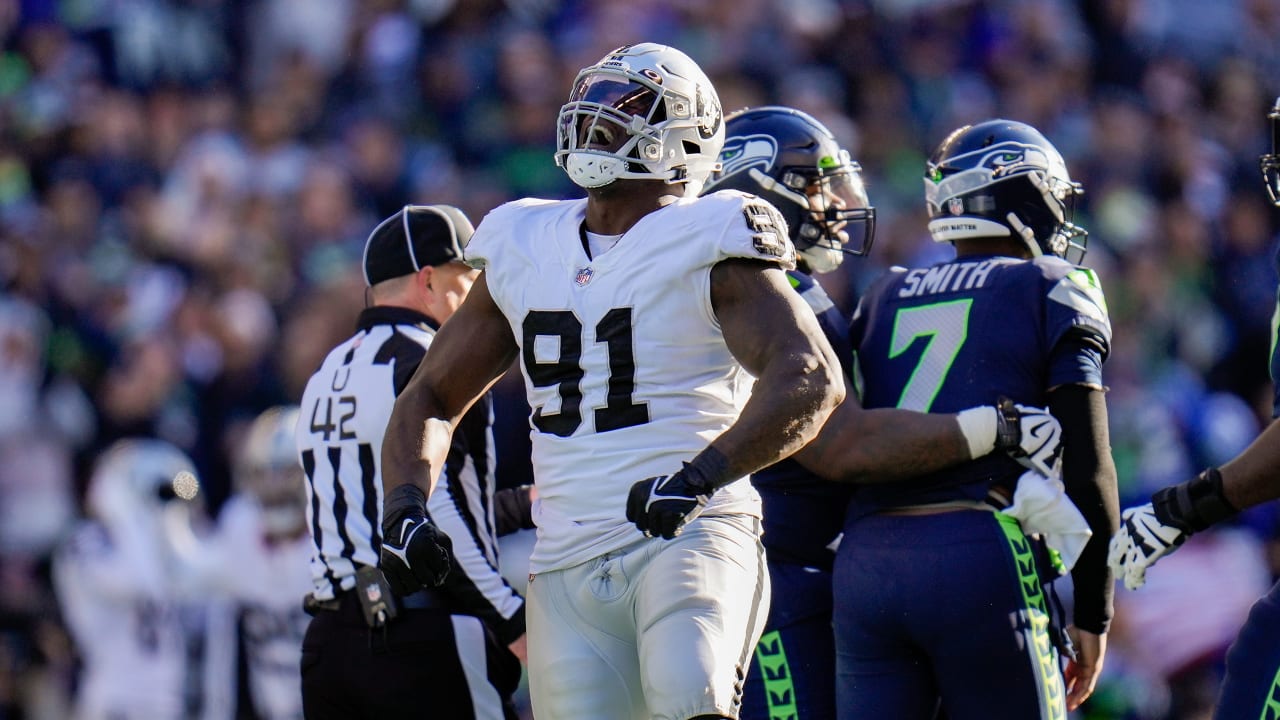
53, 439, 206, 720
379, 43, 1057, 720
178, 406, 311, 720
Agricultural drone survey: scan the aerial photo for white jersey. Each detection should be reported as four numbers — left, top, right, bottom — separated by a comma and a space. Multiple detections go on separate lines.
200, 497, 311, 720
466, 190, 795, 572
53, 521, 193, 720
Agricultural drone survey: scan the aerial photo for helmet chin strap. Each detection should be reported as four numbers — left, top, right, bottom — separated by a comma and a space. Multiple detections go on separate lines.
748, 168, 808, 208
1005, 212, 1045, 258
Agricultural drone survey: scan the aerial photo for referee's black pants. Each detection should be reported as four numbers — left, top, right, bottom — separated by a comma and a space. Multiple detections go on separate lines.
301, 591, 521, 719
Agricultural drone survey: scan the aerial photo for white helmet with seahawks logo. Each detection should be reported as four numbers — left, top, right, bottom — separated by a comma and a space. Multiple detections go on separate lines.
555, 43, 724, 191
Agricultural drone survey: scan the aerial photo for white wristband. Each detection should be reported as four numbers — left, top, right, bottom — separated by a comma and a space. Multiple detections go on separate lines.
954, 406, 997, 460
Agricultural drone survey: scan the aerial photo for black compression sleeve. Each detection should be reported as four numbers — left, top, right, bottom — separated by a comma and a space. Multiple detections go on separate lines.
1049, 382, 1119, 635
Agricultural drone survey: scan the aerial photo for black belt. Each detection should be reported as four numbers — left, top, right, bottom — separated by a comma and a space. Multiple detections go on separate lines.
304, 587, 449, 616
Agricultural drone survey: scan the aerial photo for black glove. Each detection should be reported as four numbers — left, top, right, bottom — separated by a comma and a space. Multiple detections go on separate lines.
626, 449, 731, 540
1151, 467, 1237, 534
380, 484, 452, 595
993, 396, 1063, 477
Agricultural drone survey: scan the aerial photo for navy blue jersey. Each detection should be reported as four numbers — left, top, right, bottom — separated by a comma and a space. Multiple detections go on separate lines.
1271, 280, 1280, 418
848, 254, 1111, 515
750, 270, 854, 570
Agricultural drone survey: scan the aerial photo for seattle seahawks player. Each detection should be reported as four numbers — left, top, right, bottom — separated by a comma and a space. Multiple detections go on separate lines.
1109, 96, 1280, 718
835, 119, 1119, 719
702, 105, 874, 720
380, 44, 1063, 720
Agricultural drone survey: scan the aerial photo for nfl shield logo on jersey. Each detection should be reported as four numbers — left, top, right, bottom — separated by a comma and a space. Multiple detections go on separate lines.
948, 197, 964, 216
365, 583, 382, 603
575, 266, 594, 286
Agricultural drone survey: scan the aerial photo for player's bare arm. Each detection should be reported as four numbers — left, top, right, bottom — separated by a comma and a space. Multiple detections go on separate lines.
1219, 418, 1280, 510
710, 257, 844, 477
793, 396, 972, 483
794, 392, 1064, 483
381, 272, 518, 498
379, 272, 518, 592
624, 256, 846, 540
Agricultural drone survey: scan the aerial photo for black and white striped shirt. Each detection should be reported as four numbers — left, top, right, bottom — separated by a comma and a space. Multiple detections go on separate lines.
296, 305, 525, 640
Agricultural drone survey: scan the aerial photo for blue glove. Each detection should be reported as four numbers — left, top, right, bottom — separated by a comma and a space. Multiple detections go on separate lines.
380, 484, 452, 595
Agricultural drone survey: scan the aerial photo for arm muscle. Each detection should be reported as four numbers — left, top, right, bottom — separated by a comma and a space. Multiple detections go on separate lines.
381, 273, 518, 496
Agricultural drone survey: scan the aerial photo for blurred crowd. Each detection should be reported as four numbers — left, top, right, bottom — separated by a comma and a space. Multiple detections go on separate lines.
2, 0, 1280, 717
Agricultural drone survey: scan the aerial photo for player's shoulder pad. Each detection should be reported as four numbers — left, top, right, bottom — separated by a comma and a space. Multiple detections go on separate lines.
1034, 256, 1112, 341
697, 189, 797, 269
867, 265, 910, 294
464, 197, 576, 268
787, 270, 836, 316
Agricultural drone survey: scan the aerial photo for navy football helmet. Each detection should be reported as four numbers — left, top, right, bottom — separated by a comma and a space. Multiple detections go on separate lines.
1260, 97, 1280, 206
925, 119, 1087, 263
705, 106, 875, 273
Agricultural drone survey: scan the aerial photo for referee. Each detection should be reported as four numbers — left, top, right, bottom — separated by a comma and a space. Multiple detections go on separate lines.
296, 205, 533, 719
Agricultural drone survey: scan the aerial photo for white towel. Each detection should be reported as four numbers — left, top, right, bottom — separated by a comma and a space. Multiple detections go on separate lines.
1004, 470, 1092, 572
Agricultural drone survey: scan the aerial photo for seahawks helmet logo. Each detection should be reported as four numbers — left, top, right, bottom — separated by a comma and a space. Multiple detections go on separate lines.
718, 134, 777, 179
976, 143, 1047, 178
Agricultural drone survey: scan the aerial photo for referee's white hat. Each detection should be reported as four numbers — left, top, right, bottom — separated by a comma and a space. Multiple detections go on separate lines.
362, 204, 475, 286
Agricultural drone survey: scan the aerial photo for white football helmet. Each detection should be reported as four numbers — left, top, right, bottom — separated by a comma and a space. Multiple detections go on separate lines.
87, 438, 201, 534
235, 405, 305, 538
555, 43, 725, 190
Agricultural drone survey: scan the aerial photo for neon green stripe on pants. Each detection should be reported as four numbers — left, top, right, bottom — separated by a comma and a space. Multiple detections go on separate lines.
996, 513, 1066, 720
755, 629, 798, 720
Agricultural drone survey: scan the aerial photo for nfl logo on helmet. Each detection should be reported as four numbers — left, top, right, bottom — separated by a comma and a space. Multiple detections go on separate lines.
948, 197, 964, 216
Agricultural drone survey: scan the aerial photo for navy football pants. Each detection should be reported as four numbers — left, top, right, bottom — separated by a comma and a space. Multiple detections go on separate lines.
741, 561, 837, 720
1215, 580, 1280, 719
832, 510, 1066, 720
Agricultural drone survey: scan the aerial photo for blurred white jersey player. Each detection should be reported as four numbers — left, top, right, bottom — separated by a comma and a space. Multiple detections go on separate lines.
181, 406, 312, 720
53, 439, 206, 720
